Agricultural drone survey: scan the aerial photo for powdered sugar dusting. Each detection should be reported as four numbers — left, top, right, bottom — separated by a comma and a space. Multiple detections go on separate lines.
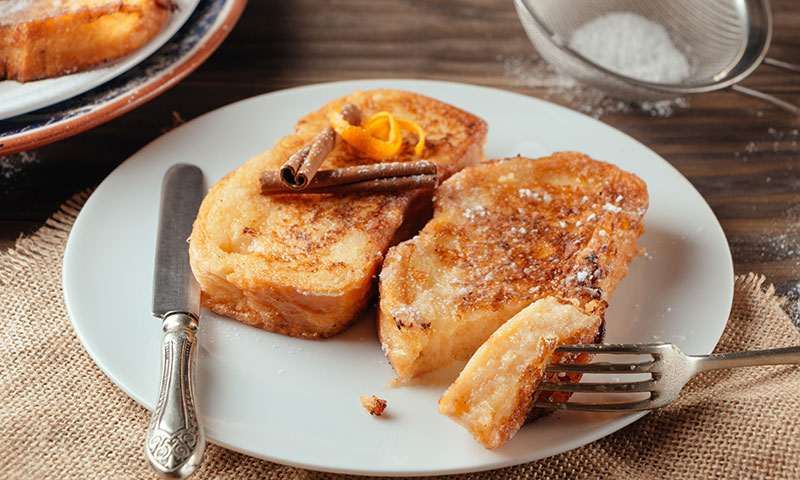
463, 205, 488, 220
518, 188, 539, 200
0, 0, 33, 18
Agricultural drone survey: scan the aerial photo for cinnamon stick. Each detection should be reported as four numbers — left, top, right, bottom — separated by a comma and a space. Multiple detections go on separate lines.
279, 103, 361, 189
261, 161, 438, 195
299, 175, 437, 194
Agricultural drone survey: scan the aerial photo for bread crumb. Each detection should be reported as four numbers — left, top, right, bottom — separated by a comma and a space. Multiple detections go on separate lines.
360, 395, 387, 416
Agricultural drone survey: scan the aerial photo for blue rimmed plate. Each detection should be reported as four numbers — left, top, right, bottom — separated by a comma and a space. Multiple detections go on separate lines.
0, 0, 247, 156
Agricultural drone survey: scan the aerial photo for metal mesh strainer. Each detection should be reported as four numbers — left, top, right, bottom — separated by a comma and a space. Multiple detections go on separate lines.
514, 0, 800, 114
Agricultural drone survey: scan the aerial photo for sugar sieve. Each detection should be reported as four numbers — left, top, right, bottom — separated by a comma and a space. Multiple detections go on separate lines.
514, 0, 800, 114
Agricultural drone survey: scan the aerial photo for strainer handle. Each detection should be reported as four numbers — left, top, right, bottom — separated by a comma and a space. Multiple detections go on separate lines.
728, 57, 800, 116
728, 85, 799, 116
763, 57, 800, 75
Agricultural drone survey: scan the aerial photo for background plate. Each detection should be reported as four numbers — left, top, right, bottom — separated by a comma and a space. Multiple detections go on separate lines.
0, 0, 200, 121
0, 0, 247, 156
63, 79, 733, 476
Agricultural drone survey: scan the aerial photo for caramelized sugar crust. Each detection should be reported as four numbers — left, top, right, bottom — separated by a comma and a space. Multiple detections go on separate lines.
189, 90, 487, 338
378, 152, 648, 378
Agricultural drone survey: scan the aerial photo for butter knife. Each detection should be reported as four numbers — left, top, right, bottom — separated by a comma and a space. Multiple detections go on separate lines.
146, 164, 206, 478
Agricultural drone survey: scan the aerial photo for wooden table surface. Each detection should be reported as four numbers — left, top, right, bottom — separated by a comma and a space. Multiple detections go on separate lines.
1, 0, 799, 304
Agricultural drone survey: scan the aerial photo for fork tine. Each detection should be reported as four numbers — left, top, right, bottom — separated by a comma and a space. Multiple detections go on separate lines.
533, 398, 655, 412
546, 361, 656, 373
555, 343, 670, 354
538, 379, 656, 393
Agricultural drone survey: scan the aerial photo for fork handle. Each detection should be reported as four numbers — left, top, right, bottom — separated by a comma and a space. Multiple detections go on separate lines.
694, 346, 800, 373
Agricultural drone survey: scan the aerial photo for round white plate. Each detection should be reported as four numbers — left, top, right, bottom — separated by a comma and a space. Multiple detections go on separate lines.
63, 79, 733, 476
0, 0, 200, 121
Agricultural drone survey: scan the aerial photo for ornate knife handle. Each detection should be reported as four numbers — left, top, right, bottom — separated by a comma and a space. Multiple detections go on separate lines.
145, 313, 205, 478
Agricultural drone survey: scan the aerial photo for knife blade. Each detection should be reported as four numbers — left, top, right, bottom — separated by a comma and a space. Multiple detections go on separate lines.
146, 163, 206, 478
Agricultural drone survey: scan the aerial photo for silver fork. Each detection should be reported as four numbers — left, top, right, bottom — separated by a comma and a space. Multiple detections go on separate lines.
535, 343, 800, 411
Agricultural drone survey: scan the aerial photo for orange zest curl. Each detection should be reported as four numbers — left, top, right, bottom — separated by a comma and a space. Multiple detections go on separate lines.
330, 108, 426, 160
395, 117, 426, 156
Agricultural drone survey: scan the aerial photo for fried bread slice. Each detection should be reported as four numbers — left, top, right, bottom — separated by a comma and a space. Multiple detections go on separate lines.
189, 89, 487, 339
438, 296, 602, 449
378, 152, 648, 379
0, 0, 173, 82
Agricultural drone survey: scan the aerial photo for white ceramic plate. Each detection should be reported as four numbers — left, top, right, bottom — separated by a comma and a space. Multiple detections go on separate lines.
63, 79, 733, 476
0, 0, 200, 121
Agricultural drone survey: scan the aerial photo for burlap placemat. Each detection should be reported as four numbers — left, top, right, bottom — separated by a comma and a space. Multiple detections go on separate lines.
1, 193, 799, 479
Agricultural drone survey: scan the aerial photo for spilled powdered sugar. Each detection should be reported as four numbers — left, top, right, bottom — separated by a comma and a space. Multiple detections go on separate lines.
1, 150, 39, 181
733, 127, 800, 162
765, 230, 800, 328
501, 55, 689, 118
784, 282, 800, 329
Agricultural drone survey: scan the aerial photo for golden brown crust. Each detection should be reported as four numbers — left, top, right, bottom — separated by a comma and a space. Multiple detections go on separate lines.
500, 323, 600, 445
437, 297, 603, 449
190, 89, 487, 339
0, 0, 173, 82
379, 152, 648, 378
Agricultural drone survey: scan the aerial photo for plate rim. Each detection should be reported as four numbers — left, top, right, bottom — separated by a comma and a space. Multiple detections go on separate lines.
0, 0, 248, 157
63, 78, 734, 476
